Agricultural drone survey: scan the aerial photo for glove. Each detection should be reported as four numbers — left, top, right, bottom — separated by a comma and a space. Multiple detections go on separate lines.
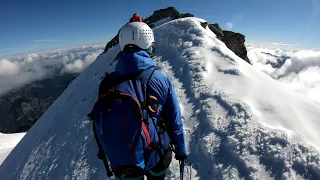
175, 153, 187, 161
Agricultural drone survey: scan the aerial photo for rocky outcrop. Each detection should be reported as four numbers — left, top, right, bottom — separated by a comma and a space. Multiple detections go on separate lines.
102, 35, 119, 53
208, 24, 251, 64
101, 7, 251, 65
144, 7, 178, 25
144, 7, 194, 28
223, 31, 251, 64
208, 23, 224, 39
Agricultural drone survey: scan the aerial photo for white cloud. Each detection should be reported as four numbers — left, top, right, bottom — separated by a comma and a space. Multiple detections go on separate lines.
0, 44, 104, 96
282, 50, 320, 74
248, 46, 320, 103
63, 52, 101, 73
278, 66, 320, 102
64, 59, 85, 73
267, 42, 295, 47
246, 41, 305, 51
226, 22, 233, 30
0, 60, 20, 76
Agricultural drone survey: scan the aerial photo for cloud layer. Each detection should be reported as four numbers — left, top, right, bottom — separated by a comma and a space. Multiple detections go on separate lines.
0, 60, 20, 76
247, 45, 320, 103
0, 44, 104, 96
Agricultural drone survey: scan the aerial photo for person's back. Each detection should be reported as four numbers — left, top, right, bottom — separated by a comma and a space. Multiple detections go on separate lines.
94, 22, 187, 180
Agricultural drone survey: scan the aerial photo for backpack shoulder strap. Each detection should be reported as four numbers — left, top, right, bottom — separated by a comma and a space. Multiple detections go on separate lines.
136, 66, 158, 89
146, 67, 158, 87
132, 66, 158, 103
144, 67, 158, 99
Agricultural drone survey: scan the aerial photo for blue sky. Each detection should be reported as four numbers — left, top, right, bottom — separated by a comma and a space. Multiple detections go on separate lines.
0, 0, 319, 57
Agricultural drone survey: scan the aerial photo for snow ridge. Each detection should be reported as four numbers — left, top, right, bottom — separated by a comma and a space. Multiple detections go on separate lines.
153, 18, 320, 179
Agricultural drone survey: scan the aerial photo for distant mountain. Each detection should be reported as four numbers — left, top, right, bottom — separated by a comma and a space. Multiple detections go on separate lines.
0, 74, 78, 133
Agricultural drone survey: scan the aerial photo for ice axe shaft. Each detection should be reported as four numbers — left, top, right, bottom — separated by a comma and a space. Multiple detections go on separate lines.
180, 159, 192, 180
180, 160, 185, 180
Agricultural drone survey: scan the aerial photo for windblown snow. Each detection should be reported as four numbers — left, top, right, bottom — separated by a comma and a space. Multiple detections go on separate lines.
1, 17, 320, 180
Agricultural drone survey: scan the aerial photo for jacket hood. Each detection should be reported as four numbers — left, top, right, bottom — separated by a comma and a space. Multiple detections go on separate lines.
115, 50, 156, 76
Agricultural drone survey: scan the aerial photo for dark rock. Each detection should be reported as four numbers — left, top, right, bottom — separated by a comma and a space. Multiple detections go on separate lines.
102, 33, 119, 55
145, 7, 180, 25
207, 23, 251, 64
181, 13, 194, 18
201, 22, 208, 29
222, 31, 251, 64
144, 7, 194, 25
208, 23, 224, 40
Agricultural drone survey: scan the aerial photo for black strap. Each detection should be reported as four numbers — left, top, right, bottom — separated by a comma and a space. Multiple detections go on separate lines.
92, 121, 114, 177
145, 67, 158, 96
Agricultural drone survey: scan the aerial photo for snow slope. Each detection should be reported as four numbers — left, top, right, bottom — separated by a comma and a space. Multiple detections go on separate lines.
0, 133, 26, 165
1, 17, 320, 180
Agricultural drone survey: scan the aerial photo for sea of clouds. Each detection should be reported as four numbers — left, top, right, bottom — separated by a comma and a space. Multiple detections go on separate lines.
247, 44, 320, 103
0, 44, 104, 96
1, 42, 319, 104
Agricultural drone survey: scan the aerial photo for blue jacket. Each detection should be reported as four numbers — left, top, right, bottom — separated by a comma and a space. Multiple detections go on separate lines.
100, 50, 186, 170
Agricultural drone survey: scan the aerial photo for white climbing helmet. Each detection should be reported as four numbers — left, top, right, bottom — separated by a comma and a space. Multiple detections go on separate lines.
119, 22, 155, 51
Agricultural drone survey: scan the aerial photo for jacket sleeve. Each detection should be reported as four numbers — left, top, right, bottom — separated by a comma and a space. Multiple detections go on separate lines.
162, 77, 186, 156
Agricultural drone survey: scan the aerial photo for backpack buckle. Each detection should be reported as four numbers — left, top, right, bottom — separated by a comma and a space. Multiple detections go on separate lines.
147, 95, 160, 115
